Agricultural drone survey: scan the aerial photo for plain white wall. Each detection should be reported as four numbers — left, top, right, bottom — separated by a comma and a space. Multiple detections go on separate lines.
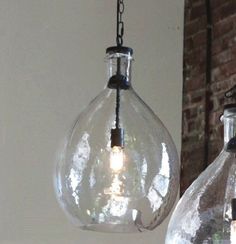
0, 0, 184, 243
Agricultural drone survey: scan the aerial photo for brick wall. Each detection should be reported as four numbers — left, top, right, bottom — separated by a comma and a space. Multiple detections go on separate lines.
181, 0, 236, 195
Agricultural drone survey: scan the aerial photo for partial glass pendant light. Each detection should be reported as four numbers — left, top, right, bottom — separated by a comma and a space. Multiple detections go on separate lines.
166, 85, 236, 243
54, 0, 179, 233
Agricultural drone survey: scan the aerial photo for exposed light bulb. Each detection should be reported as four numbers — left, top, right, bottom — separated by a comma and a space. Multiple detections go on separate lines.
54, 47, 179, 233
110, 146, 124, 172
54, 0, 179, 232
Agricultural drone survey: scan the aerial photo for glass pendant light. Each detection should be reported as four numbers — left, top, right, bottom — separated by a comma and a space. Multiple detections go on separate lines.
54, 0, 179, 233
166, 85, 236, 243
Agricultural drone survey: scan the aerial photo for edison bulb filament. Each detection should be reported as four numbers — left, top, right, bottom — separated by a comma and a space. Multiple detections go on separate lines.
110, 146, 125, 172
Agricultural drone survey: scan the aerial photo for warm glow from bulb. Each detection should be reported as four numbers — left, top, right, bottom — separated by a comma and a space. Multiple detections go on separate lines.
104, 174, 124, 196
231, 221, 236, 243
110, 146, 124, 172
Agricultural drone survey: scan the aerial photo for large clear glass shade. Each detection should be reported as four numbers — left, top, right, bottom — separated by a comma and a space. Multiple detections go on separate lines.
166, 107, 236, 243
54, 50, 179, 233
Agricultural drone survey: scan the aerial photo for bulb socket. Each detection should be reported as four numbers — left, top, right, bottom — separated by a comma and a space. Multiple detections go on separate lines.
232, 199, 236, 221
111, 128, 124, 148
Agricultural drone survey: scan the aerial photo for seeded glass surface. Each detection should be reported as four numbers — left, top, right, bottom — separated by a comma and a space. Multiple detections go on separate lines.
54, 52, 179, 233
166, 107, 236, 243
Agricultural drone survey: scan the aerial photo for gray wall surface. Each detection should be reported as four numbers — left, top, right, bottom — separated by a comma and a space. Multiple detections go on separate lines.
0, 0, 184, 243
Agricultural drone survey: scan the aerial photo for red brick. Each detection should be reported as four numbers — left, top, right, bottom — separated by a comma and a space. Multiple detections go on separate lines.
192, 30, 207, 47
212, 67, 221, 82
191, 92, 204, 103
185, 17, 206, 37
212, 31, 236, 55
212, 49, 232, 68
231, 44, 236, 57
186, 48, 206, 66
182, 0, 236, 194
213, 19, 234, 38
209, 110, 222, 126
183, 106, 199, 120
213, 1, 236, 23
220, 60, 236, 76
211, 0, 228, 10
184, 37, 194, 51
211, 80, 235, 93
185, 75, 205, 91
190, 4, 206, 20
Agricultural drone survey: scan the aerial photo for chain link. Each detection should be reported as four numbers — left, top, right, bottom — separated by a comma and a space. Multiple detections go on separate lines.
116, 0, 125, 46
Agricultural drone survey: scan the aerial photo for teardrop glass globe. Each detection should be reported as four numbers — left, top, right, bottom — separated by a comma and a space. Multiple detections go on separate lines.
54, 47, 179, 233
166, 106, 236, 243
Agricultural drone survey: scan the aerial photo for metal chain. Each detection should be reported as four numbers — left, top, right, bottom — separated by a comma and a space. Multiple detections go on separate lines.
116, 0, 124, 46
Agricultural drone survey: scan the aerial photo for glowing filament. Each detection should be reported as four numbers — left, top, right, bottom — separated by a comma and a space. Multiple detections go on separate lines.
110, 146, 124, 172
104, 147, 125, 196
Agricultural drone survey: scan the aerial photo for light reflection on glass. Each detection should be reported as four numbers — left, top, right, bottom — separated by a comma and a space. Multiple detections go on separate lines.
147, 187, 163, 212
103, 196, 129, 218
104, 174, 124, 196
68, 132, 91, 205
69, 169, 80, 205
231, 221, 236, 243
89, 168, 96, 188
140, 159, 147, 193
146, 143, 172, 212
160, 143, 170, 178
